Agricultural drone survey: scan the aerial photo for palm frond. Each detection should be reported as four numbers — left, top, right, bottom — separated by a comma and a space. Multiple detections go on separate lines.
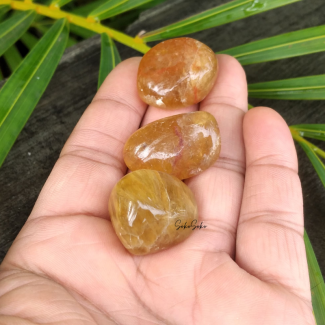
70, 0, 107, 16
291, 131, 325, 185
0, 10, 36, 57
98, 33, 121, 89
248, 75, 325, 100
291, 125, 325, 141
20, 31, 39, 50
220, 25, 325, 65
3, 45, 22, 72
0, 4, 9, 18
141, 0, 301, 42
70, 24, 96, 39
0, 18, 69, 167
51, 0, 73, 8
89, 0, 155, 21
304, 231, 325, 325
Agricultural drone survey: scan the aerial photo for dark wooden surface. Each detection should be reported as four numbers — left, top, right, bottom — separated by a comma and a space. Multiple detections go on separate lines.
1, 0, 325, 274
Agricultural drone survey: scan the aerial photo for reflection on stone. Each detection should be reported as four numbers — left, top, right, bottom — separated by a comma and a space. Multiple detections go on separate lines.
124, 111, 221, 179
108, 170, 198, 255
137, 37, 218, 109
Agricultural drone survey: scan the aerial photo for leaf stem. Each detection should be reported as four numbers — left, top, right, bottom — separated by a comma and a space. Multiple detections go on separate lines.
0, 0, 150, 53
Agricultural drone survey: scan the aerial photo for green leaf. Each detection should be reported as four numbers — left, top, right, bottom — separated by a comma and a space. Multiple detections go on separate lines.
297, 140, 325, 187
0, 10, 36, 57
34, 22, 78, 48
70, 0, 107, 17
89, 0, 154, 21
98, 33, 121, 89
141, 0, 301, 42
220, 25, 325, 65
0, 18, 69, 168
3, 45, 23, 72
0, 5, 10, 19
70, 24, 96, 39
107, 9, 139, 30
107, 0, 166, 29
66, 36, 77, 47
20, 31, 39, 50
33, 22, 50, 36
51, 0, 73, 7
291, 124, 325, 141
248, 75, 325, 100
304, 231, 325, 324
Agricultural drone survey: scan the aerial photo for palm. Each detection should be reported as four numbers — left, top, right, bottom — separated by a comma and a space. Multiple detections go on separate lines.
0, 56, 314, 325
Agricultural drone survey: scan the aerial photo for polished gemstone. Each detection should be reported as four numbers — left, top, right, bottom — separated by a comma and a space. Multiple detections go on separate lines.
137, 37, 218, 109
123, 111, 221, 179
108, 170, 198, 255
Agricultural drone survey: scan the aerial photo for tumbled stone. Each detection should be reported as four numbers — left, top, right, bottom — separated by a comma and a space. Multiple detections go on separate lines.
137, 37, 218, 109
108, 169, 198, 255
123, 111, 221, 180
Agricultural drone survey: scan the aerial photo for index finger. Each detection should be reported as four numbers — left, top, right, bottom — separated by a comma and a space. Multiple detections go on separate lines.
29, 57, 147, 220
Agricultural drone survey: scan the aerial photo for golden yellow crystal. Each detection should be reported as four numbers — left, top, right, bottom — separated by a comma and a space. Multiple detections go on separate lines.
123, 111, 221, 179
108, 169, 198, 255
137, 37, 218, 109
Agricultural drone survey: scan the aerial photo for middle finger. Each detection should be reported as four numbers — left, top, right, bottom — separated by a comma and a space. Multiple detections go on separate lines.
185, 54, 248, 257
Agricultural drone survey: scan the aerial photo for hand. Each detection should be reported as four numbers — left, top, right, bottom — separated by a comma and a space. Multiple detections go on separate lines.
0, 55, 315, 325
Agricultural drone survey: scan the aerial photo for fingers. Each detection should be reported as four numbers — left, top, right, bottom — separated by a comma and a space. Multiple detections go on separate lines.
185, 54, 248, 257
30, 58, 147, 220
236, 107, 311, 302
140, 98, 197, 127
141, 103, 197, 126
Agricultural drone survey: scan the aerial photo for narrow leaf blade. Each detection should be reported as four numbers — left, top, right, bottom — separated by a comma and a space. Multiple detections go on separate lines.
98, 33, 121, 89
304, 231, 325, 324
51, 0, 73, 7
141, 0, 300, 42
66, 36, 77, 47
0, 10, 36, 57
70, 24, 96, 39
34, 22, 78, 48
291, 124, 325, 141
89, 0, 154, 21
70, 0, 107, 17
220, 25, 325, 65
248, 75, 325, 100
0, 5, 10, 19
298, 141, 325, 187
3, 45, 23, 72
20, 31, 39, 50
0, 18, 69, 167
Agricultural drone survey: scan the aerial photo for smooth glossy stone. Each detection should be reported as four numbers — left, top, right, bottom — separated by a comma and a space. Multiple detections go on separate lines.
137, 37, 218, 109
108, 170, 198, 255
123, 111, 221, 180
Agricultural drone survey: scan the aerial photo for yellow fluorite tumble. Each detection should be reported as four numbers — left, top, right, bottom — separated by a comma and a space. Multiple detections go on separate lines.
137, 37, 218, 109
108, 170, 198, 255
123, 111, 221, 180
